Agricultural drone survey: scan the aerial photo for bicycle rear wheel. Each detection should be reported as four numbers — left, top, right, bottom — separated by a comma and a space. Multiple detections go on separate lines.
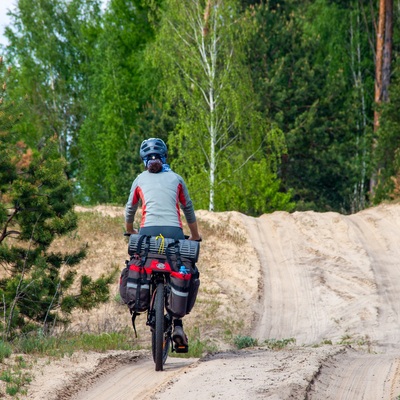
152, 282, 170, 371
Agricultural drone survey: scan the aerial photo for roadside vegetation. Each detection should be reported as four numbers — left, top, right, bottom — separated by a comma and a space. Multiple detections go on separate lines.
0, 327, 216, 397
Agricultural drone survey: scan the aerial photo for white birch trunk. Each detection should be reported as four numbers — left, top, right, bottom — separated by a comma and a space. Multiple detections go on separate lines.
174, 0, 238, 212
208, 4, 217, 212
350, 7, 367, 212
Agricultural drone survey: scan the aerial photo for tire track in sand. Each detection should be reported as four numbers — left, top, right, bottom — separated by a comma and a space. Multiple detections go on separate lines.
243, 205, 400, 399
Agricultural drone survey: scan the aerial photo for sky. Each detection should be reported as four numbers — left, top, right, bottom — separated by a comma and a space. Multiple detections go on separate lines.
0, 0, 16, 46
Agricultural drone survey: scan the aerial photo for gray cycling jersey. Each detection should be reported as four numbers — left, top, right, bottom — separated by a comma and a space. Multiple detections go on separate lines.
125, 170, 196, 229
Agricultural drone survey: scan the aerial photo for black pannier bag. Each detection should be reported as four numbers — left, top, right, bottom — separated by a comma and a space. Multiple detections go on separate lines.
119, 264, 129, 304
186, 265, 200, 314
165, 251, 200, 318
120, 234, 153, 313
119, 257, 151, 313
167, 268, 191, 318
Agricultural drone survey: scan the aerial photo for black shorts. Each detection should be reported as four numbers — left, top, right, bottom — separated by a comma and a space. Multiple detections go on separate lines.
139, 226, 185, 240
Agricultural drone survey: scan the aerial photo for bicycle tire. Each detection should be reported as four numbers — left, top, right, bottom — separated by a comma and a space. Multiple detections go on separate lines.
152, 282, 170, 371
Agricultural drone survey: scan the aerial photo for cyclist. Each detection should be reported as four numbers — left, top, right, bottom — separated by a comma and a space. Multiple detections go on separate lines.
125, 137, 201, 349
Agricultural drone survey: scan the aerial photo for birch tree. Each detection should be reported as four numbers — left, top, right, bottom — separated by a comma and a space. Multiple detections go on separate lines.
151, 0, 291, 213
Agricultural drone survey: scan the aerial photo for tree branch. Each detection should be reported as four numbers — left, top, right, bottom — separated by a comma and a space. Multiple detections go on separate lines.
0, 207, 20, 244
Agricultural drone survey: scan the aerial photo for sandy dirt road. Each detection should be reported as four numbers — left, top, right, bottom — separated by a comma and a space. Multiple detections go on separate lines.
71, 357, 198, 400
25, 204, 400, 400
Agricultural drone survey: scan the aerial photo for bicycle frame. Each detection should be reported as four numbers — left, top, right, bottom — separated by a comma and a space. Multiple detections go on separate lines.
146, 260, 175, 371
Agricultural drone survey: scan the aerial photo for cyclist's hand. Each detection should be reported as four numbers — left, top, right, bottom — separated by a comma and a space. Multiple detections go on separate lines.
189, 234, 202, 242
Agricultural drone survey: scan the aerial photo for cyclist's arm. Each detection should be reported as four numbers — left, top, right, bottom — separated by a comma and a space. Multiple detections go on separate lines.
125, 222, 138, 234
188, 221, 201, 241
125, 177, 141, 233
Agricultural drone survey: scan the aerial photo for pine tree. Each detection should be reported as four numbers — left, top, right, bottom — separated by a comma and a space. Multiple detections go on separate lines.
0, 60, 114, 338
245, 0, 375, 212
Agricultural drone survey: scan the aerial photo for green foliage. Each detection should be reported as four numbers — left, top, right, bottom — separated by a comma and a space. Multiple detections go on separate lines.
234, 335, 258, 349
4, 0, 102, 163
263, 337, 296, 350
0, 341, 12, 361
14, 330, 133, 355
372, 60, 400, 203
0, 355, 31, 397
77, 0, 162, 203
245, 0, 375, 212
150, 0, 292, 214
2, 0, 400, 212
0, 65, 114, 338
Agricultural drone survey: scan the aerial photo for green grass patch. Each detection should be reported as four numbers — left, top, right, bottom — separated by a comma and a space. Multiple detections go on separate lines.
234, 335, 258, 349
71, 332, 135, 352
338, 334, 353, 345
0, 356, 31, 397
0, 340, 12, 361
263, 338, 296, 350
12, 329, 136, 357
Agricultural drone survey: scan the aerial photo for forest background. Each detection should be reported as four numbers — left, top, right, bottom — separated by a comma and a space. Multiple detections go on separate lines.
1, 0, 400, 216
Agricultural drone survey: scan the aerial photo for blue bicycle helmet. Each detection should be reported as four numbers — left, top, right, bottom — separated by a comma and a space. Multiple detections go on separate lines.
140, 138, 168, 162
